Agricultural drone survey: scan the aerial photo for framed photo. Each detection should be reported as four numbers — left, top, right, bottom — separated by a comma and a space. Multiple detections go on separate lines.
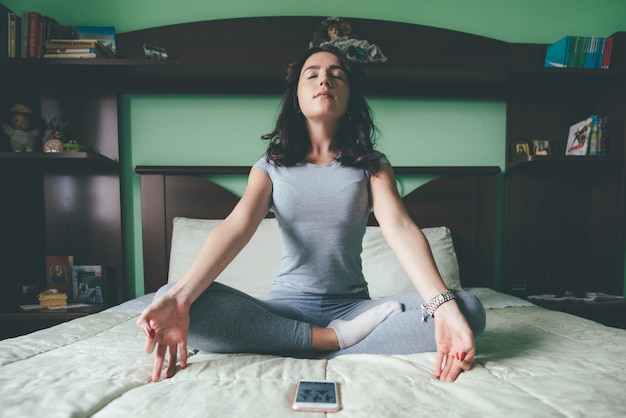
533, 139, 551, 156
72, 265, 106, 306
45, 256, 73, 295
512, 140, 530, 161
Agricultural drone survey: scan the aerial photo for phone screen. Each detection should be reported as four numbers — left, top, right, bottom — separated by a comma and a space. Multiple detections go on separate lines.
292, 380, 340, 412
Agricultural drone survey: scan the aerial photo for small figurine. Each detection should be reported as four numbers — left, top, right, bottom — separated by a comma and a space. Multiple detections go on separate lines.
43, 116, 69, 152
143, 43, 168, 60
310, 16, 354, 47
2, 103, 40, 152
63, 140, 84, 152
46, 116, 70, 142
310, 17, 388, 64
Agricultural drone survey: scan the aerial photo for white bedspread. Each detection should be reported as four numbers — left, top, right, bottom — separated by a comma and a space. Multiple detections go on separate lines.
1, 289, 625, 417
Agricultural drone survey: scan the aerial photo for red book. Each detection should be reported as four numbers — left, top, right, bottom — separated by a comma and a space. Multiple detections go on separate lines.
601, 37, 613, 69
27, 11, 42, 58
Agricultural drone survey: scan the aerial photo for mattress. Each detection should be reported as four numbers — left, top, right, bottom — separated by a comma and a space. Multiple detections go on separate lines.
1, 288, 625, 417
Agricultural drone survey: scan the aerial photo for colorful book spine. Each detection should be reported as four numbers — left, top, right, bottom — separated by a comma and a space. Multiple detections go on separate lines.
588, 115, 599, 156
545, 35, 614, 69
20, 9, 29, 58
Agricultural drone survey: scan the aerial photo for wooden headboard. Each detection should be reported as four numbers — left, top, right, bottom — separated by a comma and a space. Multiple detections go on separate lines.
136, 166, 499, 294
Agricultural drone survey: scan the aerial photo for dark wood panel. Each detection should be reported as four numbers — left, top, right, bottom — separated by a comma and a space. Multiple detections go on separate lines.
503, 166, 624, 295
0, 168, 46, 309
140, 175, 167, 294
117, 16, 512, 70
43, 172, 124, 306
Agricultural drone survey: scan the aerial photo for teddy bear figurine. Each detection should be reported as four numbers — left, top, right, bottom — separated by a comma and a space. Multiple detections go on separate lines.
2, 103, 40, 152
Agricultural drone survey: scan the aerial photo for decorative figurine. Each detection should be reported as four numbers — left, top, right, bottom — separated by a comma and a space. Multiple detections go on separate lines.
2, 103, 40, 152
310, 16, 387, 64
63, 140, 84, 152
44, 116, 70, 153
310, 16, 354, 47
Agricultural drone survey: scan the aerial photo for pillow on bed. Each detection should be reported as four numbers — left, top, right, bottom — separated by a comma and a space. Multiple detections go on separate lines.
168, 217, 461, 299
362, 225, 462, 299
168, 217, 281, 299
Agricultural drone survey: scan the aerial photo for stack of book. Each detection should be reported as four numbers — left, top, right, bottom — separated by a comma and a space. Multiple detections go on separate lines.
0, 4, 115, 59
544, 36, 613, 69
44, 38, 114, 59
44, 25, 115, 58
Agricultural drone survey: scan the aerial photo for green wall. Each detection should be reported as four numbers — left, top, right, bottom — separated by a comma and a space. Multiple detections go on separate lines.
4, 0, 626, 42
5, 0, 626, 297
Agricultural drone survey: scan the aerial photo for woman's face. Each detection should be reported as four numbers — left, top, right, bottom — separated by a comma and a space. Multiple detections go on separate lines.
296, 51, 350, 125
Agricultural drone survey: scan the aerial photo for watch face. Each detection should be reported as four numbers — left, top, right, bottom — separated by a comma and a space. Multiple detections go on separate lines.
44, 139, 64, 153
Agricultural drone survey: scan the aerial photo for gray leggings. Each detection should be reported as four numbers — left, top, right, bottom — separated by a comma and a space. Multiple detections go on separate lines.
154, 282, 486, 358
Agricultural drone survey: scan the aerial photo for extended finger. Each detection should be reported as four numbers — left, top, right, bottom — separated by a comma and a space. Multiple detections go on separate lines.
165, 344, 178, 378
434, 350, 445, 378
439, 353, 455, 381
151, 344, 167, 382
443, 364, 464, 382
180, 340, 188, 370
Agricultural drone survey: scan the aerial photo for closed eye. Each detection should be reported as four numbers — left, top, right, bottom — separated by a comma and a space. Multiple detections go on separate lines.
303, 69, 319, 79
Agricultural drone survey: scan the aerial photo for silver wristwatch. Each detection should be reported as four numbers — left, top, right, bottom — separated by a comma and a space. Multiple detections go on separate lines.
421, 290, 456, 322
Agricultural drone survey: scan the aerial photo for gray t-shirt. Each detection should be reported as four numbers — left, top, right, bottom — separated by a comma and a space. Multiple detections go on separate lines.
253, 153, 388, 296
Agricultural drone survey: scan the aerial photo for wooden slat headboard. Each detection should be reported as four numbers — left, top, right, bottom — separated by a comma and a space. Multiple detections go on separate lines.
136, 166, 499, 294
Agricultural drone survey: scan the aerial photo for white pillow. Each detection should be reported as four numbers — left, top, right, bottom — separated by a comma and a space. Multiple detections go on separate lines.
362, 226, 462, 299
167, 217, 461, 299
168, 217, 281, 298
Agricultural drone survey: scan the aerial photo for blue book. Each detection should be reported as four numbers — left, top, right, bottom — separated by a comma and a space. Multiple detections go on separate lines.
544, 36, 570, 68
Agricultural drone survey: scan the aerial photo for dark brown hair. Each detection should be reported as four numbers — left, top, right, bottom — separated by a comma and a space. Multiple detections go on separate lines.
261, 45, 380, 174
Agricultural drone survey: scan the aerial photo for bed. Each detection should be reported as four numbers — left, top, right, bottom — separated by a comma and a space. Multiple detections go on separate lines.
1, 165, 625, 417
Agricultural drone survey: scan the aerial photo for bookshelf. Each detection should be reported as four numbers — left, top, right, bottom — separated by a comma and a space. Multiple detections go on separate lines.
0, 75, 124, 338
0, 16, 625, 338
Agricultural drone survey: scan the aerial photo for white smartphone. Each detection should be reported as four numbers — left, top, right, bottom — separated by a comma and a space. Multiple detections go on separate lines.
291, 380, 341, 413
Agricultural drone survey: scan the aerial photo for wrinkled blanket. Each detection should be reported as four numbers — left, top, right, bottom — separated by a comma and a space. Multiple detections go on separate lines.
1, 290, 625, 417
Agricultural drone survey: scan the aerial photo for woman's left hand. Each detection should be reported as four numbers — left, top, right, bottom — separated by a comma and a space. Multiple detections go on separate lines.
432, 301, 475, 382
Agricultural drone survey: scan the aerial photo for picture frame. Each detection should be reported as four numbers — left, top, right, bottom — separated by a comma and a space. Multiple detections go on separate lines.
72, 265, 106, 306
533, 139, 551, 156
45, 256, 73, 295
512, 140, 530, 161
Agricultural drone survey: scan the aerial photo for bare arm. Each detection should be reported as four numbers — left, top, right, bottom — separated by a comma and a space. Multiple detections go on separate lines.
370, 164, 447, 300
370, 163, 474, 382
167, 167, 273, 306
137, 167, 273, 381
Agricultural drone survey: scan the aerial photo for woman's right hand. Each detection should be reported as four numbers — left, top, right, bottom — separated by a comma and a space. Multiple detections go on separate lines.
136, 293, 190, 382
